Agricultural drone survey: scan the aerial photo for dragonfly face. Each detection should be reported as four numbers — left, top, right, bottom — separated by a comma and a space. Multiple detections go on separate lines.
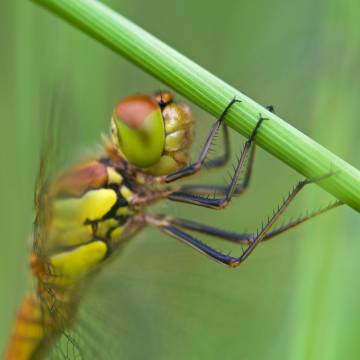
111, 91, 193, 176
3, 91, 341, 360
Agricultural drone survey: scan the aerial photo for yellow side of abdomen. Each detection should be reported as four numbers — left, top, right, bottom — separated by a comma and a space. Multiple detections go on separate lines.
3, 293, 45, 360
4, 240, 108, 360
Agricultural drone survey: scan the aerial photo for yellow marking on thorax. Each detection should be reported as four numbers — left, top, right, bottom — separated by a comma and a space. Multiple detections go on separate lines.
49, 241, 107, 287
96, 218, 119, 238
53, 188, 117, 225
135, 172, 146, 184
120, 186, 133, 202
116, 206, 131, 215
49, 224, 93, 249
107, 166, 123, 184
111, 227, 124, 240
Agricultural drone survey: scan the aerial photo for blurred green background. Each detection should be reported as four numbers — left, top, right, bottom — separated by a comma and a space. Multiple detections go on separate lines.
1, 0, 360, 359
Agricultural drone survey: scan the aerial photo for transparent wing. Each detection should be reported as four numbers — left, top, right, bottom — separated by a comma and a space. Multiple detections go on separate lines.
42, 231, 241, 360
33, 84, 84, 256
30, 86, 100, 359
33, 92, 59, 256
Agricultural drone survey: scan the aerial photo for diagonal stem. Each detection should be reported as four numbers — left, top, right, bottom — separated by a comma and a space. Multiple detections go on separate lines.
32, 0, 360, 212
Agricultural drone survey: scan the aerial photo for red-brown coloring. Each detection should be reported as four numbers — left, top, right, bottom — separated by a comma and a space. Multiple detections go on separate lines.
115, 95, 159, 129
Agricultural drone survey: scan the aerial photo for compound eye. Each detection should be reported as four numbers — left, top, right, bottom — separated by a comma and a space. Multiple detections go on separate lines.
111, 95, 165, 168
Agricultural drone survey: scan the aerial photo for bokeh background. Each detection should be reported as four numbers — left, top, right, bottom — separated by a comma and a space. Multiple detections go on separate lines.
1, 0, 360, 359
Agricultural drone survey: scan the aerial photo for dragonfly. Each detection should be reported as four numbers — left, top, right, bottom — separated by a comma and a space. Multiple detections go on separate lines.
3, 91, 342, 360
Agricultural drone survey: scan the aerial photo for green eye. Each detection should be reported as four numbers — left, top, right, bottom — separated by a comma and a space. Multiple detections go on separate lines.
111, 95, 165, 168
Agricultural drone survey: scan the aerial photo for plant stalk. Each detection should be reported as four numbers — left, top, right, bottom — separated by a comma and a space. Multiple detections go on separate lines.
32, 0, 360, 212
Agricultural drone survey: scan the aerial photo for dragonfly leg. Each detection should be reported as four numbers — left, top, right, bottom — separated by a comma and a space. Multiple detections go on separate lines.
148, 179, 326, 267
266, 105, 275, 113
178, 145, 255, 196
167, 114, 267, 209
202, 121, 231, 169
178, 105, 275, 195
203, 104, 275, 171
165, 200, 342, 245
164, 97, 241, 183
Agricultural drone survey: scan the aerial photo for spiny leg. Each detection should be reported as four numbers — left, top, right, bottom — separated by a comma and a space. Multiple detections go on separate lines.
165, 97, 241, 183
147, 179, 323, 267
164, 200, 342, 245
266, 105, 275, 113
167, 114, 267, 209
202, 122, 230, 169
178, 105, 275, 195
179, 144, 256, 196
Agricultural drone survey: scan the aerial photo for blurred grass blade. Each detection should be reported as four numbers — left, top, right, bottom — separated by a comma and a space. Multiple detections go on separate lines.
290, 2, 360, 359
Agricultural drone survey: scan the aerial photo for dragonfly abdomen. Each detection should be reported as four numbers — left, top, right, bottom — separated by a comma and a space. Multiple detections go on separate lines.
3, 292, 46, 360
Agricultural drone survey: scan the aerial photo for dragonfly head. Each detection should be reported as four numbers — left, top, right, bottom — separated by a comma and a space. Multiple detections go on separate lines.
111, 91, 193, 175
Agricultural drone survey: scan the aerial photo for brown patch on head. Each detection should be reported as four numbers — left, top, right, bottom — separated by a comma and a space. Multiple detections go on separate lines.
153, 91, 174, 108
115, 95, 159, 129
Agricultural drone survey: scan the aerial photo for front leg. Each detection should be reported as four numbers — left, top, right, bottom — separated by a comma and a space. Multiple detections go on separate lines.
179, 144, 255, 196
167, 114, 267, 209
164, 97, 241, 183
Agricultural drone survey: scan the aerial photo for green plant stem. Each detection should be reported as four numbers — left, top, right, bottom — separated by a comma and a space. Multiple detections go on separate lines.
32, 0, 360, 212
